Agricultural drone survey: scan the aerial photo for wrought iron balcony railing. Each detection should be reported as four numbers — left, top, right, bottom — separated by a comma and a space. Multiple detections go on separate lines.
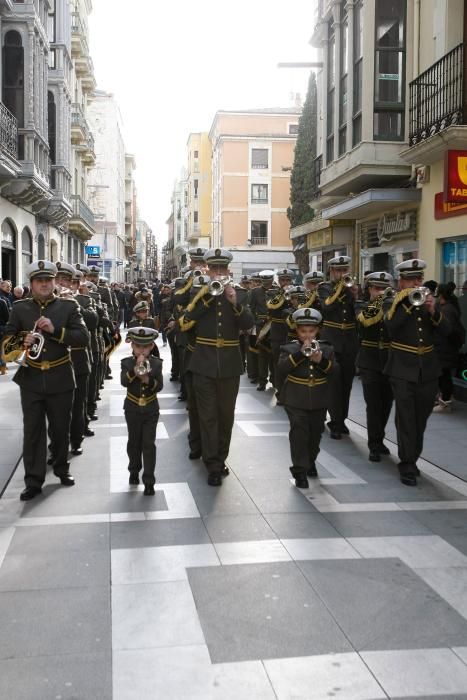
71, 195, 95, 230
0, 101, 18, 159
251, 237, 268, 246
409, 42, 465, 146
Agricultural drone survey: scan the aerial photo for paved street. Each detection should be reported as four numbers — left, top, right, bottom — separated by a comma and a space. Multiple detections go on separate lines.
1, 338, 467, 699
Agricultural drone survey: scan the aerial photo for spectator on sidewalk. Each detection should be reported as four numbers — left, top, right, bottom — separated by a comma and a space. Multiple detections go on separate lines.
0, 279, 13, 310
13, 286, 24, 301
433, 282, 465, 413
0, 295, 9, 375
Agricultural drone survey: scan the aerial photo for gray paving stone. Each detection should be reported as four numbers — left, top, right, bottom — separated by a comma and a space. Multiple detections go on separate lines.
110, 518, 210, 549
109, 491, 168, 513
0, 652, 111, 700
298, 558, 467, 650
20, 489, 111, 517
443, 535, 467, 558
323, 511, 432, 538
8, 523, 110, 554
202, 514, 276, 543
409, 509, 467, 536
245, 478, 317, 514
324, 480, 463, 503
187, 561, 352, 663
264, 513, 341, 539
0, 549, 110, 591
0, 586, 111, 659
188, 478, 259, 516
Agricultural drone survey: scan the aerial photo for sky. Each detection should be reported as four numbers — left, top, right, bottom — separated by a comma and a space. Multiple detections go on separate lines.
89, 0, 318, 245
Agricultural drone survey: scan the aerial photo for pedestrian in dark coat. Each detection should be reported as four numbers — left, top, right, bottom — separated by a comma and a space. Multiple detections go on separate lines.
433, 282, 465, 412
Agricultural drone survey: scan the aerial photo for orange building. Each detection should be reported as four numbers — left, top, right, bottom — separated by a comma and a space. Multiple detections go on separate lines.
209, 109, 300, 276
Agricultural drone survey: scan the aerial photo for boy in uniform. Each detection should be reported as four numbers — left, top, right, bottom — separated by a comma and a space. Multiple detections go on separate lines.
120, 327, 163, 495
277, 307, 335, 490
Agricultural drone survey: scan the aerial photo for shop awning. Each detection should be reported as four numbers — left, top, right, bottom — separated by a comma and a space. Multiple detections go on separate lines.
322, 188, 421, 220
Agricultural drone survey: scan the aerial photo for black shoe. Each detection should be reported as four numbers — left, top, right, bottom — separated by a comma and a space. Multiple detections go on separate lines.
256, 384, 266, 392
170, 376, 179, 382
369, 451, 381, 462
57, 474, 75, 486
295, 476, 309, 489
84, 428, 95, 437
340, 424, 350, 435
144, 485, 155, 496
207, 473, 222, 486
89, 415, 98, 421
188, 450, 202, 460
250, 378, 258, 384
330, 431, 342, 440
178, 394, 187, 401
20, 486, 42, 501
378, 444, 390, 455
401, 475, 417, 487
96, 395, 101, 401
221, 465, 230, 477
71, 447, 83, 456
414, 466, 421, 476
47, 456, 55, 466
105, 374, 113, 380
129, 473, 140, 485
307, 465, 318, 478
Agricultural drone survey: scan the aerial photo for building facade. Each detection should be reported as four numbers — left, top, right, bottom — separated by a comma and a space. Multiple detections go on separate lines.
209, 109, 299, 277
186, 132, 211, 252
171, 168, 188, 271
87, 90, 126, 281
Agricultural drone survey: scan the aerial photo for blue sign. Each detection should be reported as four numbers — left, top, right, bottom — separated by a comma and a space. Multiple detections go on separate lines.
85, 245, 101, 256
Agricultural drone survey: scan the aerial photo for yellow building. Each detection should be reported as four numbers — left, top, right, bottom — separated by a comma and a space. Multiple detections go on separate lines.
186, 132, 211, 251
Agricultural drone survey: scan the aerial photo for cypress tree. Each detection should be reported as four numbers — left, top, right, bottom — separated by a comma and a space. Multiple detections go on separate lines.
287, 71, 317, 228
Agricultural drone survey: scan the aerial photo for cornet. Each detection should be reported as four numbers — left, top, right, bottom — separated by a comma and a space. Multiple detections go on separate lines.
343, 274, 358, 288
134, 358, 150, 376
408, 287, 430, 306
15, 323, 44, 367
303, 339, 320, 357
208, 276, 230, 296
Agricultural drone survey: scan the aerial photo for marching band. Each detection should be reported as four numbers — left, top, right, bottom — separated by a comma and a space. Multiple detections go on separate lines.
0, 249, 452, 500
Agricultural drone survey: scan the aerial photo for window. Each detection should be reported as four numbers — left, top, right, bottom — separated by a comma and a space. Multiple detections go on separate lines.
194, 211, 198, 223
374, 0, 406, 140
251, 184, 268, 204
194, 179, 198, 198
48, 92, 56, 166
339, 13, 349, 156
326, 21, 336, 163
193, 150, 198, 158
288, 124, 299, 135
251, 221, 268, 244
251, 148, 268, 169
2, 31, 24, 128
353, 1, 363, 146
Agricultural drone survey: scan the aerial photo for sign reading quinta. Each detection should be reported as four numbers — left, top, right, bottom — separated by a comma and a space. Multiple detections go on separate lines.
445, 150, 467, 203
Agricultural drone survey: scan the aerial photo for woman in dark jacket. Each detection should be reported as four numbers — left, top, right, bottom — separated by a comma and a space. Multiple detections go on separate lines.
433, 283, 464, 412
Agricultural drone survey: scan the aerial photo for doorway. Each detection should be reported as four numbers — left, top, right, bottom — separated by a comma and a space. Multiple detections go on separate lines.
1, 247, 16, 284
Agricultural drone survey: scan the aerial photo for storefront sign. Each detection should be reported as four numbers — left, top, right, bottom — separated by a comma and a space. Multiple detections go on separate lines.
444, 150, 467, 203
435, 192, 467, 219
307, 229, 332, 250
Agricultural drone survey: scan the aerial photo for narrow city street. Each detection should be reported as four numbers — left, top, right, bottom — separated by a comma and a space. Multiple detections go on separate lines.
1, 337, 467, 699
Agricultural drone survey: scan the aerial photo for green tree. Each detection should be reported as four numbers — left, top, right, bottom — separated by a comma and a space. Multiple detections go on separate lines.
287, 71, 317, 228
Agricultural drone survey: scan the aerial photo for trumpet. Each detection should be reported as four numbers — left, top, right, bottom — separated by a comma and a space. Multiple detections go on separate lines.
15, 323, 45, 367
303, 339, 320, 357
134, 358, 151, 376
283, 285, 296, 301
343, 274, 358, 288
408, 286, 430, 306
208, 276, 230, 296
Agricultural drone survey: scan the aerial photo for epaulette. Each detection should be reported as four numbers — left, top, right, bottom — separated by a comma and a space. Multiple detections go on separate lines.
324, 280, 345, 306
175, 277, 193, 296
386, 288, 412, 320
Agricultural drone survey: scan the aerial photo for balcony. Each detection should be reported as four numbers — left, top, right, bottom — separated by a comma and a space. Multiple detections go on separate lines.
71, 105, 96, 164
0, 101, 20, 182
68, 195, 95, 241
251, 237, 268, 246
401, 43, 467, 165
71, 12, 89, 59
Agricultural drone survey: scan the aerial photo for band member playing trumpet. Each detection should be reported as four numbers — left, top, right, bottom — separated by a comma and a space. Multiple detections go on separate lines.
121, 326, 163, 495
250, 270, 277, 391
1, 260, 89, 501
318, 256, 359, 439
277, 308, 335, 489
179, 248, 254, 486
356, 272, 394, 462
384, 259, 450, 486
267, 268, 295, 397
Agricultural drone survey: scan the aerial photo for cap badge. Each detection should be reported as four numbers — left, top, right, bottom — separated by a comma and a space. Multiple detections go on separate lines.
56, 262, 61, 270
312, 272, 318, 278
138, 328, 145, 336
197, 248, 202, 255
38, 261, 45, 270
76, 264, 81, 270
339, 257, 344, 264
380, 273, 385, 280
413, 260, 418, 268
215, 248, 221, 257
304, 308, 311, 317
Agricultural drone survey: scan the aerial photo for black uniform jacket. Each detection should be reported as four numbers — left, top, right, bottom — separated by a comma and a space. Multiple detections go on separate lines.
120, 355, 163, 413
2, 296, 89, 393
285, 292, 321, 341
318, 281, 358, 355
98, 285, 117, 322
277, 340, 335, 410
267, 290, 292, 344
179, 286, 254, 378
384, 291, 450, 382
249, 286, 270, 328
128, 318, 158, 330
356, 297, 390, 373
72, 293, 98, 376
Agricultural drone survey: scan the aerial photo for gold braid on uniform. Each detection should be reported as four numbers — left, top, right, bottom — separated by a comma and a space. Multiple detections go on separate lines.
266, 290, 285, 310
178, 285, 209, 331
300, 290, 317, 309
386, 288, 412, 321
1, 332, 27, 362
324, 280, 345, 306
175, 276, 193, 296
357, 295, 385, 328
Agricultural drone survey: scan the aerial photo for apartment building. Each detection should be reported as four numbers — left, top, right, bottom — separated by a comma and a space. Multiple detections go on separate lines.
186, 132, 211, 252
0, 0, 96, 283
209, 109, 299, 277
171, 168, 188, 270
124, 153, 137, 280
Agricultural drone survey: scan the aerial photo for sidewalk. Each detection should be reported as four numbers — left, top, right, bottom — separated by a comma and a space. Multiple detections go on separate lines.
0, 367, 23, 496
1, 342, 467, 698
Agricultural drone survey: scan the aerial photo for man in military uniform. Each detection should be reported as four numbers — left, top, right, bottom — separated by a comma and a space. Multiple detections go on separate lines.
249, 270, 276, 390
267, 268, 295, 396
384, 259, 450, 486
318, 256, 359, 439
179, 248, 254, 486
1, 260, 89, 500
356, 272, 394, 462
303, 270, 324, 303
246, 273, 261, 383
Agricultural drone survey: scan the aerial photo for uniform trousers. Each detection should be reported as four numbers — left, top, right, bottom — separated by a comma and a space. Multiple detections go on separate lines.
246, 335, 259, 379
360, 369, 393, 451
20, 388, 74, 488
271, 341, 285, 388
185, 370, 202, 454
177, 345, 186, 397
390, 376, 437, 475
168, 333, 179, 379
258, 344, 275, 387
192, 373, 240, 474
125, 409, 159, 486
70, 373, 89, 448
328, 351, 356, 431
87, 353, 99, 419
285, 406, 326, 477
